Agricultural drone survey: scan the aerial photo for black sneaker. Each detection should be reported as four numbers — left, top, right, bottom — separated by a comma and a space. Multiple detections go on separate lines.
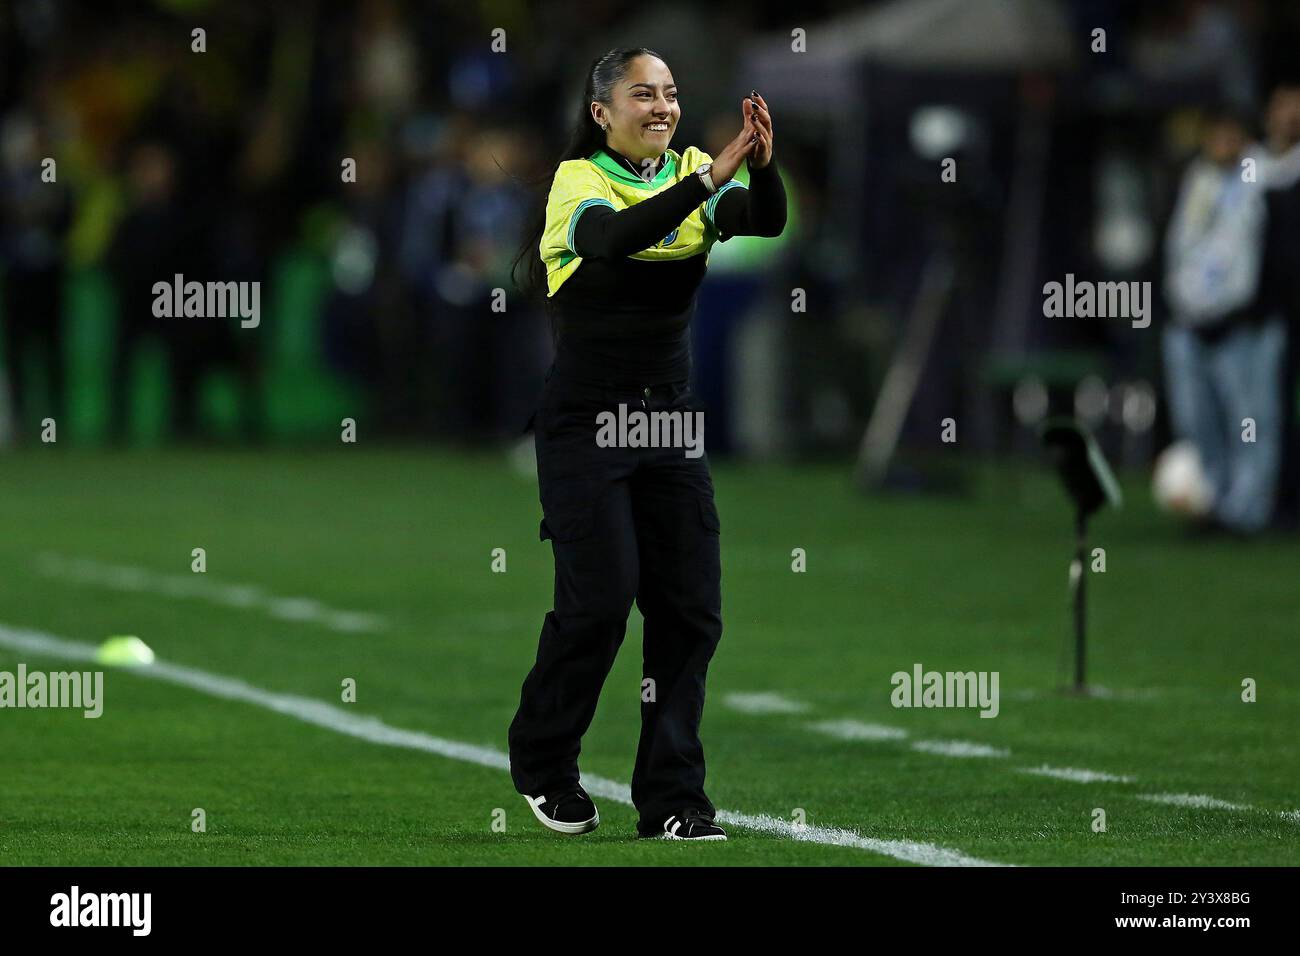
656, 808, 727, 841
524, 787, 599, 834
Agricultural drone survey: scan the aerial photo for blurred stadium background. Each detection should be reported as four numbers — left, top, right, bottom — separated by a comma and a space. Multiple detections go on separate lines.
1, 0, 1297, 866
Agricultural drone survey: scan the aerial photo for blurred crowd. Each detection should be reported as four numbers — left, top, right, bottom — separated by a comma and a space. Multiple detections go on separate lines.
2, 0, 542, 443
2, 0, 1300, 533
0, 0, 814, 448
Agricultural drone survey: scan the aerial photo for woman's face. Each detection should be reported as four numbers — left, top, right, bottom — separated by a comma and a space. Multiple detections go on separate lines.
594, 55, 679, 164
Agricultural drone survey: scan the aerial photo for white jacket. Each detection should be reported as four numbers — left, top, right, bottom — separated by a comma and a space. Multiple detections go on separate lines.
1164, 154, 1265, 326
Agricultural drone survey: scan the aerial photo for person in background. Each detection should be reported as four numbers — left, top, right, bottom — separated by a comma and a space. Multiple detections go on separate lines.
1255, 80, 1300, 529
1163, 104, 1285, 535
105, 139, 190, 443
0, 108, 72, 437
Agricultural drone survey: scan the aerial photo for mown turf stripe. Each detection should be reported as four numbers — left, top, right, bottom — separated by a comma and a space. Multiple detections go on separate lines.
1009, 687, 1167, 701
0, 623, 1009, 867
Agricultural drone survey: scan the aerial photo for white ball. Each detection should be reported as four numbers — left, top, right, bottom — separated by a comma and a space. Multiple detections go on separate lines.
1152, 440, 1213, 517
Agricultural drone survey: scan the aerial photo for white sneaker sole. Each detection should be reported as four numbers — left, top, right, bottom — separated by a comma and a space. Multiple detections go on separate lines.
525, 795, 599, 834
660, 831, 727, 841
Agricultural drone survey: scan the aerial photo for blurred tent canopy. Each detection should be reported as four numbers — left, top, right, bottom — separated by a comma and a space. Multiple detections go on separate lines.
824, 0, 1074, 72
740, 0, 1075, 113
739, 0, 1081, 484
738, 0, 1077, 246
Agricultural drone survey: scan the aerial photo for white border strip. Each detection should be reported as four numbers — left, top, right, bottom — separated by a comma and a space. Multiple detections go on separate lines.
1017, 765, 1136, 784
722, 692, 811, 715
0, 623, 1008, 867
806, 719, 909, 741
35, 553, 385, 633
763, 701, 1300, 820
911, 739, 1009, 759
1136, 792, 1251, 811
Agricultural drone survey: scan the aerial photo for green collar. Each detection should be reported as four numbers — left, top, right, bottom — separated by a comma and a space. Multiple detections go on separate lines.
588, 146, 678, 189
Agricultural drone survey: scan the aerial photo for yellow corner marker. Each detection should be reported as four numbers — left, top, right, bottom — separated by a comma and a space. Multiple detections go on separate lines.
96, 635, 156, 667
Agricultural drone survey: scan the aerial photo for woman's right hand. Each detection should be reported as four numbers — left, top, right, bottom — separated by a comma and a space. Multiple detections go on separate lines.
707, 98, 761, 186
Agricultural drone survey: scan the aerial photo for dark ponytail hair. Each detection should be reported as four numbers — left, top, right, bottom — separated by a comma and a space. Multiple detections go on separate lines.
509, 47, 665, 304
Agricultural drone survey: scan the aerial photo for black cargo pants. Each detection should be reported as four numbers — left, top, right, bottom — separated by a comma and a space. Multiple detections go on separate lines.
508, 367, 723, 833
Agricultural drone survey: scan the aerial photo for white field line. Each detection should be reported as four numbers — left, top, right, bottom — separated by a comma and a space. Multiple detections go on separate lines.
722, 692, 810, 715
35, 553, 385, 634
911, 740, 1010, 759
1136, 792, 1252, 811
799, 712, 1298, 820
0, 623, 1008, 867
806, 719, 908, 741
1017, 765, 1135, 784
1137, 792, 1300, 824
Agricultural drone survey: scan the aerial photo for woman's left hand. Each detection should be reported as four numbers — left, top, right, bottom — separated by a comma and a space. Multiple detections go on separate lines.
746, 91, 774, 169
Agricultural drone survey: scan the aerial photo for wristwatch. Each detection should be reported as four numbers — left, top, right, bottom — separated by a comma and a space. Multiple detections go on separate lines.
695, 162, 717, 194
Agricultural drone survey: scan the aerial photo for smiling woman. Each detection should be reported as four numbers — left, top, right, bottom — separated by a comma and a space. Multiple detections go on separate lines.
601, 70, 679, 154
507, 46, 786, 844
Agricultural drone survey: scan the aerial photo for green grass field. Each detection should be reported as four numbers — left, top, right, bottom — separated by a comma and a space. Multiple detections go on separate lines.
0, 447, 1296, 866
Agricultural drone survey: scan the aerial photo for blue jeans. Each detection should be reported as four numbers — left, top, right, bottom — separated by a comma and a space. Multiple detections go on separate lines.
1162, 316, 1288, 532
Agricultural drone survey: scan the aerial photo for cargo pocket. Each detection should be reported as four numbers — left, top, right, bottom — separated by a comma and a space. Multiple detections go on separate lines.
539, 508, 593, 543
539, 480, 596, 543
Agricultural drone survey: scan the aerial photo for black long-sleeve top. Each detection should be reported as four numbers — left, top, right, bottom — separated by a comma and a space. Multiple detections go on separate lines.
547, 147, 787, 385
